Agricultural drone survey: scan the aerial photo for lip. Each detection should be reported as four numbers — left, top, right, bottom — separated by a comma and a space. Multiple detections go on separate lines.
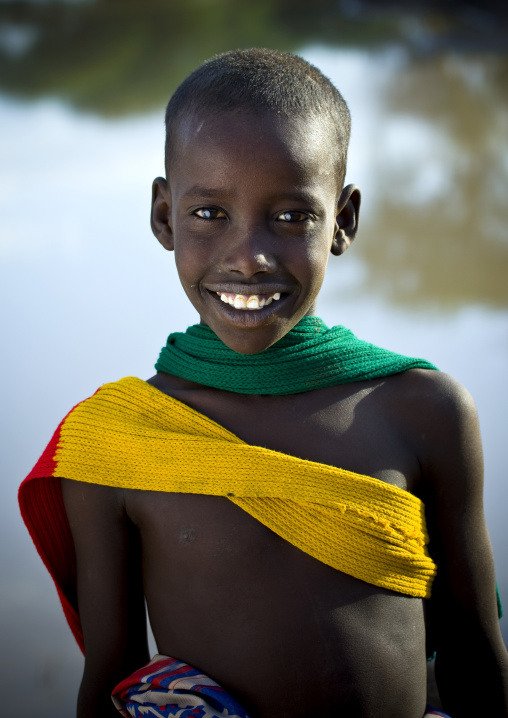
205, 283, 291, 295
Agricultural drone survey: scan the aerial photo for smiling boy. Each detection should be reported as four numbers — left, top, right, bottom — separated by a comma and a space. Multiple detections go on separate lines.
19, 49, 507, 718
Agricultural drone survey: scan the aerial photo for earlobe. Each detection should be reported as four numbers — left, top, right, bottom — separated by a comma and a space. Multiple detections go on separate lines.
331, 184, 361, 256
151, 177, 174, 251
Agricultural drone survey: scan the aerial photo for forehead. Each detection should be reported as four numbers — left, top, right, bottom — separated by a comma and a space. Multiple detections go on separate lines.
168, 110, 339, 194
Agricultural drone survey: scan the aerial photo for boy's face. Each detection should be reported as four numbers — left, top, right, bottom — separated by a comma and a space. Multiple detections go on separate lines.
152, 110, 359, 354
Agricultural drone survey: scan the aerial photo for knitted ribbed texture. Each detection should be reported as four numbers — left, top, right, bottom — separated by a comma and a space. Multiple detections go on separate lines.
155, 317, 437, 394
19, 403, 86, 651
54, 378, 435, 597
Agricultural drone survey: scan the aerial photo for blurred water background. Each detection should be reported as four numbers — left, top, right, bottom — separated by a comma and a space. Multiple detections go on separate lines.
0, 1, 507, 715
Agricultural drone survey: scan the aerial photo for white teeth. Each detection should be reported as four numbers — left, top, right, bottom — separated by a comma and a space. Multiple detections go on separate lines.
216, 292, 282, 310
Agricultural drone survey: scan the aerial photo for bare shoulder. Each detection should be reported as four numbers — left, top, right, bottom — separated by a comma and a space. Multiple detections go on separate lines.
61, 478, 127, 530
392, 367, 477, 420
386, 369, 482, 486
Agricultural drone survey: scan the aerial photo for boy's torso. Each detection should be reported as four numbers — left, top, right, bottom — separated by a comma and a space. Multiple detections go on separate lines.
117, 369, 434, 717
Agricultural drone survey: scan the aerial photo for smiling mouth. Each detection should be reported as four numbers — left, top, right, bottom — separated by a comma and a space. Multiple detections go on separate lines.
216, 291, 281, 310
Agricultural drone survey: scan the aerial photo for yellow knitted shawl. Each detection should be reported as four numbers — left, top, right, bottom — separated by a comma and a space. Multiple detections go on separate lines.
52, 376, 436, 597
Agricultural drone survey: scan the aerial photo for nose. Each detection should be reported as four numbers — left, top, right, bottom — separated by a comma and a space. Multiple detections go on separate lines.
221, 225, 277, 278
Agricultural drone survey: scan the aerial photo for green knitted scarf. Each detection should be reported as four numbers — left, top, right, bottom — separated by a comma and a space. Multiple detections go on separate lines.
155, 316, 437, 394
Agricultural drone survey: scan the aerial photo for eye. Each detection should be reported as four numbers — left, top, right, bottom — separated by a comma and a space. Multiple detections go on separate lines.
276, 210, 310, 223
194, 207, 226, 220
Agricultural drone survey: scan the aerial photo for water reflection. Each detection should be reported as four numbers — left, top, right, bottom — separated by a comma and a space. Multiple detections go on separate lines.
358, 53, 508, 308
1, 4, 507, 715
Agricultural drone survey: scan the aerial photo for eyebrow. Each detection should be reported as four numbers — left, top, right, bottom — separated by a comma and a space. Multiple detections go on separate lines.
182, 185, 234, 199
278, 190, 322, 205
273, 190, 327, 215
182, 186, 323, 206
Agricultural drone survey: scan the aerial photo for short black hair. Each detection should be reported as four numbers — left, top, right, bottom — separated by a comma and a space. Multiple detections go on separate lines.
164, 48, 351, 185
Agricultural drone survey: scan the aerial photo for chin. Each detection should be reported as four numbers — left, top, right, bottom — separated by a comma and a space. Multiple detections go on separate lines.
196, 295, 312, 353
217, 331, 280, 355
206, 321, 286, 355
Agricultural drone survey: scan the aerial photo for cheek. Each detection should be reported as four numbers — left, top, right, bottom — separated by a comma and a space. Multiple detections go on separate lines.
174, 243, 204, 291
173, 225, 215, 273
302, 238, 332, 288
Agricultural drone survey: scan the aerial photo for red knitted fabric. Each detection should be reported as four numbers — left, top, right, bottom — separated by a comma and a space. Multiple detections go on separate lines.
18, 404, 87, 653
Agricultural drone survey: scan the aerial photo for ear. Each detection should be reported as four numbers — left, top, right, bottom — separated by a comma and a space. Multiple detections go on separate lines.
151, 177, 174, 251
331, 184, 361, 256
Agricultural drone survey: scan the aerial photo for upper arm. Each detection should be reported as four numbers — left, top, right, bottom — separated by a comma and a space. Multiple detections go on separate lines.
413, 372, 508, 712
61, 479, 149, 717
421, 374, 495, 619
